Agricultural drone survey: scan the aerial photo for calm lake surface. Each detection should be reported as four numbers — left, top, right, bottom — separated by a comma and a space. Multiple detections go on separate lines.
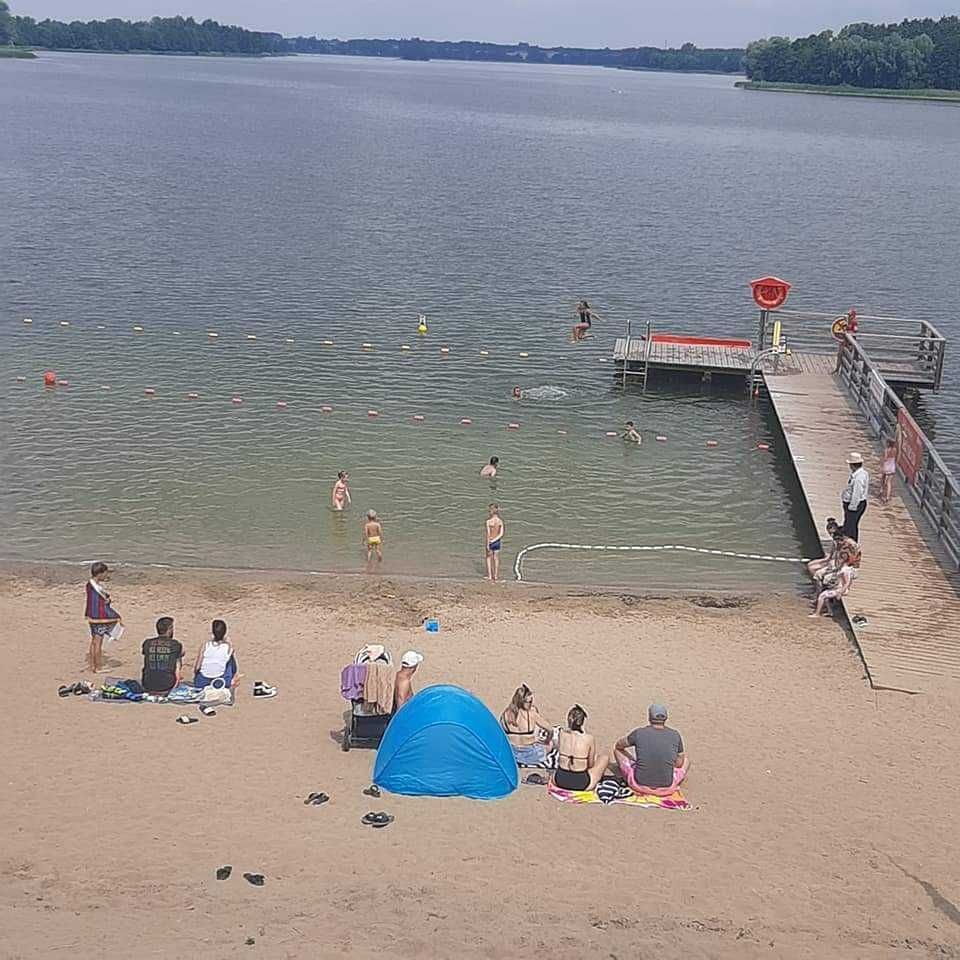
2, 53, 958, 588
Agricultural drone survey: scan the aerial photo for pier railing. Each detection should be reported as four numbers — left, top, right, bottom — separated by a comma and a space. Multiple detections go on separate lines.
837, 333, 960, 568
758, 309, 946, 390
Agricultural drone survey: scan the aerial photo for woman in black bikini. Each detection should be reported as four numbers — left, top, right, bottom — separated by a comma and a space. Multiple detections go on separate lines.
552, 704, 610, 792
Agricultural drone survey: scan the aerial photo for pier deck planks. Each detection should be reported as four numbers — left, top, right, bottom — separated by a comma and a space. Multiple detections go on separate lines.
765, 357, 960, 692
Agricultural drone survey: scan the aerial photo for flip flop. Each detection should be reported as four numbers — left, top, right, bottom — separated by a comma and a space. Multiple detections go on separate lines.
176, 716, 199, 725
362, 785, 381, 798
523, 773, 548, 786
73, 681, 91, 695
362, 812, 393, 827
304, 792, 329, 806
199, 705, 217, 717
370, 815, 394, 829
243, 873, 265, 886
58, 683, 77, 697
216, 865, 232, 881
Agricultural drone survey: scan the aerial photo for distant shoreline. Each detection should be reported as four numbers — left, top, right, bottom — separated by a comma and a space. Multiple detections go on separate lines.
735, 80, 960, 104
0, 47, 36, 58
11, 47, 291, 58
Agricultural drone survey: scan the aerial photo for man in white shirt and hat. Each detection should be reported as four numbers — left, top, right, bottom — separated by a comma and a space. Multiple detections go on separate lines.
841, 452, 869, 541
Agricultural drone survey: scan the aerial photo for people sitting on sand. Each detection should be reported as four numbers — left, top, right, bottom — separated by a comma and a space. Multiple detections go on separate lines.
806, 517, 841, 584
193, 619, 239, 689
394, 650, 423, 710
500, 684, 555, 765
85, 561, 122, 675
552, 704, 610, 792
141, 616, 183, 696
614, 703, 689, 794
809, 528, 861, 618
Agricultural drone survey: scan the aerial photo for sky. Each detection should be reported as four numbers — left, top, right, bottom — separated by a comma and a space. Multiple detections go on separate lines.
13, 0, 957, 48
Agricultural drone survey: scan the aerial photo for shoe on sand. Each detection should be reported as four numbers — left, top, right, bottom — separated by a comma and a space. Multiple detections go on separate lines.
243, 873, 265, 886
216, 865, 232, 881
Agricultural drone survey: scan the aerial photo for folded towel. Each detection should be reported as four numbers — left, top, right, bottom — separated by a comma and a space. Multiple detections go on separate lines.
548, 782, 689, 810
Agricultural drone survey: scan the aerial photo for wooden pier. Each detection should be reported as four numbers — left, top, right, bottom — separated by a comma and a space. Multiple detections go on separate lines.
613, 310, 960, 692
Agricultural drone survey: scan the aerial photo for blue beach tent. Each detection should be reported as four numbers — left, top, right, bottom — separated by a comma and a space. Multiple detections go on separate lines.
373, 684, 518, 800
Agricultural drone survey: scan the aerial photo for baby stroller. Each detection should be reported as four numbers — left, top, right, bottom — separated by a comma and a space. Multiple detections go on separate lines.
341, 645, 394, 752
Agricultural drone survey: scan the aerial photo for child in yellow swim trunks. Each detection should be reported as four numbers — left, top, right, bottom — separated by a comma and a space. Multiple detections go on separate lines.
363, 510, 384, 572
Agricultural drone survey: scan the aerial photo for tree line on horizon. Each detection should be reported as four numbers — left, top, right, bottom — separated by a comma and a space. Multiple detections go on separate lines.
745, 16, 960, 89
0, 5, 741, 71
3, 2, 960, 90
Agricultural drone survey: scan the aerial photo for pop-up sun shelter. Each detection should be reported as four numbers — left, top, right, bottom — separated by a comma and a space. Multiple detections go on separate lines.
372, 684, 518, 800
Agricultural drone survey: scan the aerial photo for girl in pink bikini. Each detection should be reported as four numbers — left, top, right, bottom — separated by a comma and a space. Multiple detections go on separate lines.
332, 471, 351, 511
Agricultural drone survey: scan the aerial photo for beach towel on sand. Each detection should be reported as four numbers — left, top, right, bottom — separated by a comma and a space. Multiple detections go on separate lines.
548, 782, 689, 810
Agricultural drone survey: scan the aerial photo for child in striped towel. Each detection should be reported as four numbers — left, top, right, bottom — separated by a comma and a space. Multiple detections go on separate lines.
85, 562, 122, 674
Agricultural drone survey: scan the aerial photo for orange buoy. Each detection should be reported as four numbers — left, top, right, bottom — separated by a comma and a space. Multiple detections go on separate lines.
321, 405, 333, 413
144, 387, 156, 396
43, 371, 57, 386
231, 396, 243, 404
656, 435, 667, 442
412, 415, 425, 422
460, 418, 473, 426
367, 409, 379, 417
757, 442, 770, 451
508, 422, 520, 430
707, 440, 719, 447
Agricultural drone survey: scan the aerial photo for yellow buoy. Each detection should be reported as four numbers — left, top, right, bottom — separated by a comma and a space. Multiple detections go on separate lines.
417, 313, 428, 334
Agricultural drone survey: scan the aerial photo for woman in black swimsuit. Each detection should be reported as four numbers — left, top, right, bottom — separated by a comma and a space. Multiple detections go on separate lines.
552, 704, 610, 792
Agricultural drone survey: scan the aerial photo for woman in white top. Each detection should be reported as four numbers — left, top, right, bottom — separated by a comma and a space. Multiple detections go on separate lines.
193, 619, 239, 688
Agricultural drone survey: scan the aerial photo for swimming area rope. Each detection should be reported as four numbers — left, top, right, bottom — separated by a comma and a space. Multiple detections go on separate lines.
513, 542, 812, 582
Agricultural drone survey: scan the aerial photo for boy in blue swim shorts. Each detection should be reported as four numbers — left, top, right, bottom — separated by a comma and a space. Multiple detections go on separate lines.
485, 503, 504, 582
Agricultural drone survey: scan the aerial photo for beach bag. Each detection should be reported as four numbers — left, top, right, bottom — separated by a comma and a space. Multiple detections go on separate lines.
201, 679, 233, 705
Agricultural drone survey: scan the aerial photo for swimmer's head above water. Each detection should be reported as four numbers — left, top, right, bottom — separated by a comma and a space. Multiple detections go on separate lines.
338, 471, 348, 481
489, 457, 499, 466
512, 386, 522, 399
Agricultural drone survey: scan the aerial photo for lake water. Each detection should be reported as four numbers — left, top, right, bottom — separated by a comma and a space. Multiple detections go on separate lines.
2, 53, 958, 589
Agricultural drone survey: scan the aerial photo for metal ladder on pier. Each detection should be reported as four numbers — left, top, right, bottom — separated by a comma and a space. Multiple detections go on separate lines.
621, 320, 652, 392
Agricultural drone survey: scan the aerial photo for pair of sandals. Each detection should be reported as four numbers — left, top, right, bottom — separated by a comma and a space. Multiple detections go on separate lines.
215, 865, 264, 885
362, 811, 394, 829
304, 791, 329, 806
58, 681, 92, 697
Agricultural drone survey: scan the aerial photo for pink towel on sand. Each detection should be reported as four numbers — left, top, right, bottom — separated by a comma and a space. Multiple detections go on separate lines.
618, 755, 689, 797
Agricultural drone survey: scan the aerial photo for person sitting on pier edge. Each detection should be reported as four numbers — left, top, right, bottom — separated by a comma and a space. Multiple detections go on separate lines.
552, 704, 610, 792
806, 517, 841, 584
809, 528, 862, 618
841, 452, 869, 542
614, 703, 688, 795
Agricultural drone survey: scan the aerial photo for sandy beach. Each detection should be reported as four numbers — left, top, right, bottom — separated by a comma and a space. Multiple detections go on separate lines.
2, 566, 959, 960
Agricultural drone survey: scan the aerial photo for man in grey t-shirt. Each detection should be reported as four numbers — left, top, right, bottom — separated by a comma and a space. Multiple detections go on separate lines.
614, 703, 689, 790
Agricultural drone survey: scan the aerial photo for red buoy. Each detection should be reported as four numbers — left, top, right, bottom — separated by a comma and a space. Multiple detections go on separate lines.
43, 371, 57, 386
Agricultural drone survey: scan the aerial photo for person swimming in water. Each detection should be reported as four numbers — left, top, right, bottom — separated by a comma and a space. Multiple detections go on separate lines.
480, 456, 499, 479
512, 385, 523, 400
363, 510, 383, 571
485, 503, 504, 582
332, 471, 351, 511
623, 420, 642, 445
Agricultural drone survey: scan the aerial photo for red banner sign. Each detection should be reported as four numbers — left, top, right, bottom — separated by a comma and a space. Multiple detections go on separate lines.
897, 408, 924, 487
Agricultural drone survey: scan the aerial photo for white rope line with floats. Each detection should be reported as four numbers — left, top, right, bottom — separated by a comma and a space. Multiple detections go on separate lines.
513, 542, 812, 582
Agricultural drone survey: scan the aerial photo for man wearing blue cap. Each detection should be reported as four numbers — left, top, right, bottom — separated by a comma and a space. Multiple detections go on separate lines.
614, 703, 689, 792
